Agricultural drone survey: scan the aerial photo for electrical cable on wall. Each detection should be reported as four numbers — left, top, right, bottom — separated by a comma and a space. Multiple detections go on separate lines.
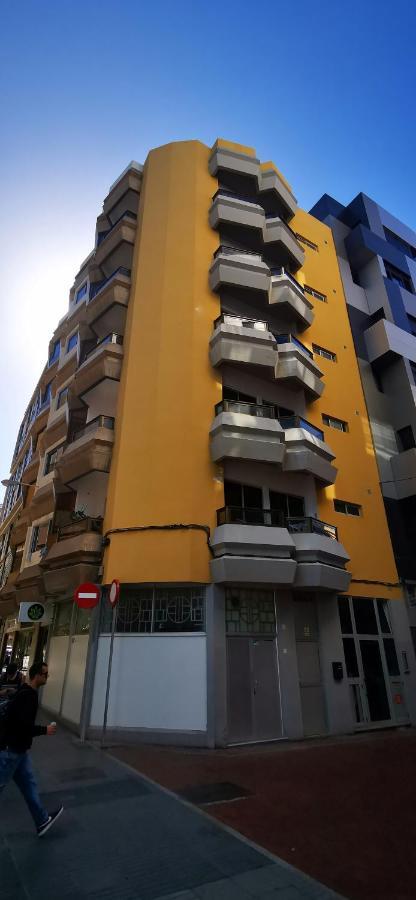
102, 523, 214, 556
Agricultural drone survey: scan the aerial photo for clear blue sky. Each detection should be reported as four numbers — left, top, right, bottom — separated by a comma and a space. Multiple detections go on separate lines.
1, 0, 415, 495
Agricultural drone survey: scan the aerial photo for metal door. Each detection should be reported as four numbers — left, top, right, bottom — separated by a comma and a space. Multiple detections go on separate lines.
227, 637, 281, 743
295, 600, 326, 737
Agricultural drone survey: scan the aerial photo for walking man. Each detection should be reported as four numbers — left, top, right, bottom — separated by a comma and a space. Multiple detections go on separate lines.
0, 659, 64, 836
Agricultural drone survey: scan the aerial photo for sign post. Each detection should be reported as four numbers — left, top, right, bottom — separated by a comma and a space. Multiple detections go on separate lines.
101, 580, 120, 748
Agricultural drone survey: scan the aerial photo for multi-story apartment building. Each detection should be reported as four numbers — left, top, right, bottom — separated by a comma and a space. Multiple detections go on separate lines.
0, 139, 415, 745
311, 192, 416, 657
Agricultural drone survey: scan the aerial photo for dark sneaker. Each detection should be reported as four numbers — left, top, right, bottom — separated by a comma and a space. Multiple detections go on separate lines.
37, 805, 64, 837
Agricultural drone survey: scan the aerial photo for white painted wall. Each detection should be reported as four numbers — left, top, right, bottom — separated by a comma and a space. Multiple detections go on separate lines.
61, 634, 89, 723
90, 634, 207, 732
41, 635, 69, 713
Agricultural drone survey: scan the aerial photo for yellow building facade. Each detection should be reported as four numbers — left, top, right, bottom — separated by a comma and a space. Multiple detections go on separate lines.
1, 138, 414, 745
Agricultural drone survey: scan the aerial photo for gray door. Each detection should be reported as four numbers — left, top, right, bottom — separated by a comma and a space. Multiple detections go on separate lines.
295, 600, 326, 737
227, 637, 281, 743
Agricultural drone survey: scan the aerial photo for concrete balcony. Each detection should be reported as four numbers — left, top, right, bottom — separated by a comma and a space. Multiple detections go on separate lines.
269, 270, 313, 331
209, 246, 270, 297
280, 416, 337, 486
56, 415, 115, 487
274, 335, 324, 400
364, 318, 416, 367
209, 314, 278, 374
43, 400, 68, 448
209, 141, 260, 182
22, 449, 40, 485
40, 517, 103, 599
210, 400, 285, 465
94, 212, 136, 279
263, 217, 305, 272
210, 509, 296, 585
15, 563, 44, 604
73, 334, 123, 399
209, 190, 264, 236
257, 166, 297, 221
87, 267, 131, 335
390, 448, 416, 499
29, 477, 57, 522
287, 517, 351, 591
103, 162, 142, 218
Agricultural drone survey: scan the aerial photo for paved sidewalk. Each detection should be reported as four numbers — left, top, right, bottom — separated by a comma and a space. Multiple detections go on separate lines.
0, 725, 344, 900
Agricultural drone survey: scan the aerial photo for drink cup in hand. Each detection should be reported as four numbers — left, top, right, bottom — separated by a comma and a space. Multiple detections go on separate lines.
47, 722, 57, 735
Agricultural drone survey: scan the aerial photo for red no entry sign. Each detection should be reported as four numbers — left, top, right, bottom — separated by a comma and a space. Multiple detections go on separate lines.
109, 579, 120, 608
74, 582, 101, 609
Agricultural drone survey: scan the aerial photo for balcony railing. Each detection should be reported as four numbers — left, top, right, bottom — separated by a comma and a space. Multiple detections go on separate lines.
211, 188, 260, 205
274, 333, 314, 359
279, 415, 324, 441
213, 313, 269, 331
215, 399, 276, 418
213, 244, 263, 260
270, 267, 306, 294
96, 210, 137, 247
216, 506, 338, 539
89, 266, 131, 301
56, 516, 103, 542
70, 415, 115, 444
82, 333, 123, 363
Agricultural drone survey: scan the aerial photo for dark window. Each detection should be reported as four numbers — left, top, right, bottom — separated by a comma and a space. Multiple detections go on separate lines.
30, 522, 49, 554
75, 282, 88, 303
41, 382, 52, 405
322, 414, 348, 432
338, 597, 353, 633
48, 340, 60, 366
304, 284, 327, 303
224, 481, 263, 524
312, 344, 337, 362
67, 333, 78, 353
223, 386, 256, 403
384, 227, 416, 260
377, 600, 391, 633
343, 638, 359, 677
269, 490, 305, 519
100, 586, 205, 634
334, 499, 361, 516
44, 444, 65, 475
353, 598, 378, 634
295, 233, 318, 251
383, 638, 400, 676
56, 387, 69, 409
384, 261, 413, 293
397, 425, 415, 452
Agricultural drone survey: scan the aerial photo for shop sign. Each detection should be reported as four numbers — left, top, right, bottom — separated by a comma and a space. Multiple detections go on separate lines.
18, 602, 51, 624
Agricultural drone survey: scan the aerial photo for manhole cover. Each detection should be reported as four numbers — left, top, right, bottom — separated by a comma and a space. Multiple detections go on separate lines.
176, 781, 251, 806
57, 766, 107, 783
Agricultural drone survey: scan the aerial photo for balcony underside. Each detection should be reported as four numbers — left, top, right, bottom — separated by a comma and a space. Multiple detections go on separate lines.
275, 347, 324, 399
209, 252, 270, 297
42, 562, 101, 599
15, 564, 44, 603
94, 222, 136, 278
257, 168, 297, 221
210, 412, 285, 465
269, 276, 313, 331
73, 345, 123, 398
210, 323, 278, 374
263, 219, 305, 272
282, 430, 337, 486
87, 271, 130, 333
56, 428, 114, 487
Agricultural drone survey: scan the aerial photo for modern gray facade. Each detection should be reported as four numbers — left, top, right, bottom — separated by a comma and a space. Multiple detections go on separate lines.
311, 192, 416, 656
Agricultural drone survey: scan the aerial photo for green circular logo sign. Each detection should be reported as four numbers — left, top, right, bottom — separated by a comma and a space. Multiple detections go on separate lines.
27, 603, 45, 622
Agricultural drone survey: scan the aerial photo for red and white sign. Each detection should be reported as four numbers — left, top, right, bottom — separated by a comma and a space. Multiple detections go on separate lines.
74, 582, 101, 609
109, 579, 120, 608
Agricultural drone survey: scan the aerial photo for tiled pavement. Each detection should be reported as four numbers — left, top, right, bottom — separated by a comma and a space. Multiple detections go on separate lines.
0, 726, 345, 900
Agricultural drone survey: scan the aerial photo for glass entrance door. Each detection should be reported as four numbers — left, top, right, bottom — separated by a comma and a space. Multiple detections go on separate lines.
360, 640, 390, 721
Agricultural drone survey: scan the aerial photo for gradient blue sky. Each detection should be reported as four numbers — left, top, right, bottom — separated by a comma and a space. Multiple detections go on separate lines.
1, 0, 415, 498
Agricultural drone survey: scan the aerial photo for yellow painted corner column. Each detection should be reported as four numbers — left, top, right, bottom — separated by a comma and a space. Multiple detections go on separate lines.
103, 141, 222, 584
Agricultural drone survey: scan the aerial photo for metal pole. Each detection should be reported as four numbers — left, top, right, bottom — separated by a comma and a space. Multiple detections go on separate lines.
101, 604, 116, 748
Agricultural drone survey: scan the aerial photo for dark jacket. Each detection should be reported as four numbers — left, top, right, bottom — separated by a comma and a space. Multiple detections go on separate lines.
2, 683, 47, 752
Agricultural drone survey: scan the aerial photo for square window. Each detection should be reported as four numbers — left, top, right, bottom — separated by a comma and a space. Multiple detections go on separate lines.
334, 499, 361, 516
75, 282, 88, 303
56, 387, 69, 409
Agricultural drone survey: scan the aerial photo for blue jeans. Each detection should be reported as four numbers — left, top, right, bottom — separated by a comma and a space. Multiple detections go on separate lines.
0, 749, 48, 829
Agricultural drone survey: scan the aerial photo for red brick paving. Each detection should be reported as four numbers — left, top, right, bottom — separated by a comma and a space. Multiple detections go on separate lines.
111, 728, 416, 900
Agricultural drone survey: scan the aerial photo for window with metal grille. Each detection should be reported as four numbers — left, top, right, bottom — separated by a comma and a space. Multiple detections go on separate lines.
334, 499, 361, 517
312, 343, 336, 362
304, 284, 327, 303
30, 522, 50, 554
99, 585, 205, 634
225, 588, 276, 634
322, 414, 348, 432
295, 233, 318, 251
44, 444, 65, 475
